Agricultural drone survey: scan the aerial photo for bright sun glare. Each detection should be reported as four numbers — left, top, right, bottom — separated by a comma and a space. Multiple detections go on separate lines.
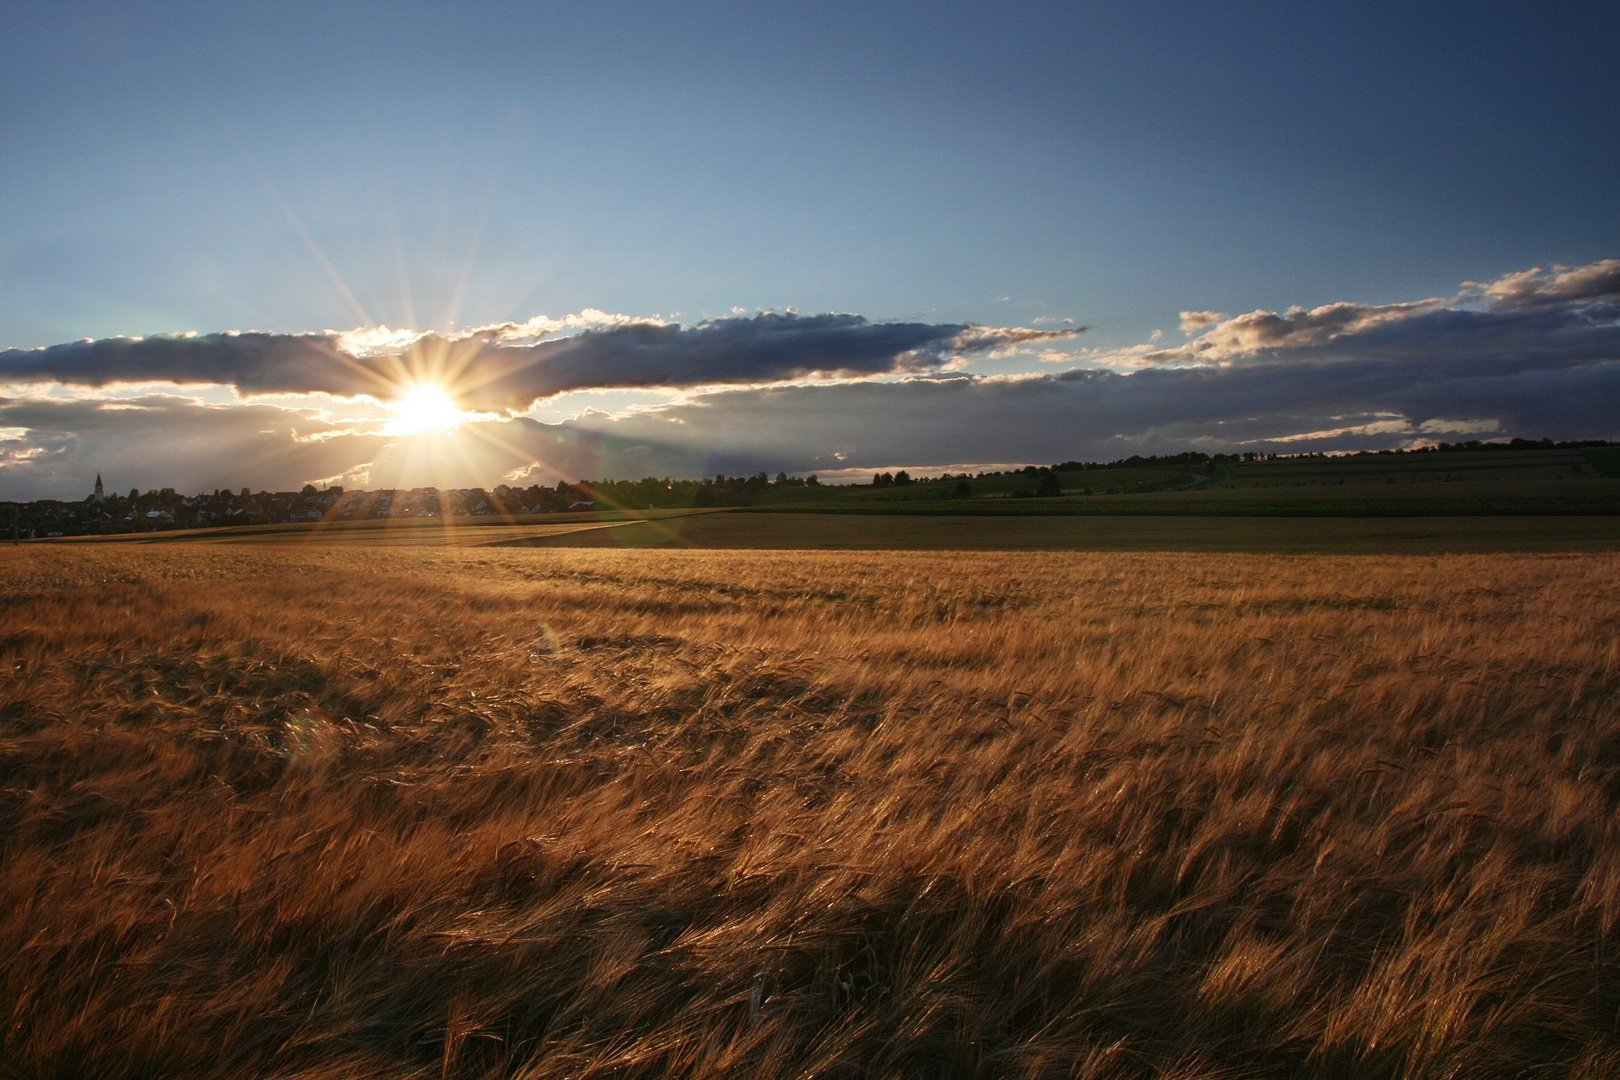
385, 385, 467, 435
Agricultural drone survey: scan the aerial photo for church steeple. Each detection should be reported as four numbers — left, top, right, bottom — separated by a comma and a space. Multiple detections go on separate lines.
95, 473, 104, 497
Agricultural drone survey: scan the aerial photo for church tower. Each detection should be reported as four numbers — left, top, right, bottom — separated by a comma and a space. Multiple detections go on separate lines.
91, 474, 105, 503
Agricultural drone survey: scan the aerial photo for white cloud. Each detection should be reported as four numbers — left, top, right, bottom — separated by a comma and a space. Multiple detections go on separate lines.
1465, 259, 1620, 310
1417, 417, 1501, 435
1270, 418, 1414, 443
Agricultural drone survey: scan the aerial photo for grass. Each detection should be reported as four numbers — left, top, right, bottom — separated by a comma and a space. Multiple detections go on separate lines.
3, 543, 1620, 1078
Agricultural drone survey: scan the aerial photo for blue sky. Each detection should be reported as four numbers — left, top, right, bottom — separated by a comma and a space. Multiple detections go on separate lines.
1, 1, 1617, 496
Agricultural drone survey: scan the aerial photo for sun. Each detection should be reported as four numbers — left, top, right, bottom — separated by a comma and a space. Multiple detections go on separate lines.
385, 384, 468, 435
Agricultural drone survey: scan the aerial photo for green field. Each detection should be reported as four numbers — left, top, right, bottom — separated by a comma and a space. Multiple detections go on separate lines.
758, 448, 1620, 517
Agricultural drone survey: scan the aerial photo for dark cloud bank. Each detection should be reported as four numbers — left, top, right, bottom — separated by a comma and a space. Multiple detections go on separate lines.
0, 313, 1073, 412
1, 262, 1617, 498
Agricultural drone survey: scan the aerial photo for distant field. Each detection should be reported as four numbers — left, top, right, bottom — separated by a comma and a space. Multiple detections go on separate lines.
490, 512, 1620, 553
1215, 447, 1602, 486
1581, 447, 1620, 477
3, 545, 1619, 1078
38, 510, 1620, 553
757, 485, 1620, 517
36, 506, 1620, 557
47, 508, 725, 547
759, 448, 1620, 517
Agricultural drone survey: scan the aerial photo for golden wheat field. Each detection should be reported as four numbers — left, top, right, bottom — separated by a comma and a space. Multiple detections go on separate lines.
3, 544, 1619, 1079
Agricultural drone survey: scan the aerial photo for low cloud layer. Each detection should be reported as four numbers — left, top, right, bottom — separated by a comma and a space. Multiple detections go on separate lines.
1, 260, 1615, 499
0, 313, 1079, 413
0, 394, 697, 499
600, 345, 1616, 476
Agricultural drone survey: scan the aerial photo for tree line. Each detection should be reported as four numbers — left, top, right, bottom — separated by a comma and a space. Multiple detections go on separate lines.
7, 438, 1613, 537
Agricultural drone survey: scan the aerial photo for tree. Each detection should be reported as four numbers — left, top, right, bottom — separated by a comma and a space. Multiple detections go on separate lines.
952, 479, 973, 498
1036, 470, 1062, 497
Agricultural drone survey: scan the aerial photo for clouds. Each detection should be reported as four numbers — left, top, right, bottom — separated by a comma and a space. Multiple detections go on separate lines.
1156, 299, 1449, 361
0, 312, 1081, 413
0, 259, 1616, 498
581, 346, 1618, 474
0, 394, 381, 498
1469, 259, 1620, 310
1177, 311, 1223, 335
446, 314, 1077, 411
1137, 260, 1620, 370
0, 393, 698, 500
553, 258, 1620, 469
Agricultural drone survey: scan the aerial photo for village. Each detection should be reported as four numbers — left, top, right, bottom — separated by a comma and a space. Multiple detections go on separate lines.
0, 474, 611, 538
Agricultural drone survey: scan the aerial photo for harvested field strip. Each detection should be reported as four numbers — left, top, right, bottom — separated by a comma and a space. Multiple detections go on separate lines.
488, 511, 1620, 553
50, 509, 719, 547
